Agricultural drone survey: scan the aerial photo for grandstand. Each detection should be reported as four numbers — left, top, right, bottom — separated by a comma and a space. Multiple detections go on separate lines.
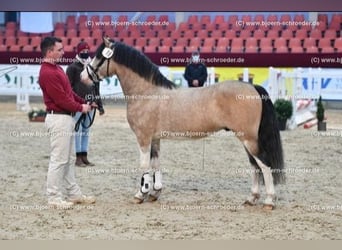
0, 12, 341, 54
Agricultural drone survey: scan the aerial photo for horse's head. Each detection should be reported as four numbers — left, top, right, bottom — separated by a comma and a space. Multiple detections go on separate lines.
80, 37, 116, 85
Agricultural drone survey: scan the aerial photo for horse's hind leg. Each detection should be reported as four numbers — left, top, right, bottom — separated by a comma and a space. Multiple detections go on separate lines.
147, 139, 163, 202
243, 149, 261, 206
243, 139, 275, 209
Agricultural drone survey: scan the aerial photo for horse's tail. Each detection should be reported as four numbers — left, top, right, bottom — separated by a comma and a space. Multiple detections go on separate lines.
254, 85, 285, 185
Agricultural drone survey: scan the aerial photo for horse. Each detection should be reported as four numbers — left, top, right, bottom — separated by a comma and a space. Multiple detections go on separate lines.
80, 37, 285, 210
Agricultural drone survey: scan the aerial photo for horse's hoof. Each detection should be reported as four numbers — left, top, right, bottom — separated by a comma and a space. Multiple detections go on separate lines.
133, 197, 144, 204
243, 200, 256, 207
263, 204, 275, 210
147, 195, 159, 202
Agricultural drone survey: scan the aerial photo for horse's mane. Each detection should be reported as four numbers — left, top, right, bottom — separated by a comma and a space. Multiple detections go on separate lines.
96, 40, 177, 89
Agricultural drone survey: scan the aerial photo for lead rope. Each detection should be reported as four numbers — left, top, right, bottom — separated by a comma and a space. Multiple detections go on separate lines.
74, 108, 96, 132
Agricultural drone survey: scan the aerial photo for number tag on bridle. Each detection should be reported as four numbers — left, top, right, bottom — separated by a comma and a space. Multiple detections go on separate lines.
102, 48, 113, 59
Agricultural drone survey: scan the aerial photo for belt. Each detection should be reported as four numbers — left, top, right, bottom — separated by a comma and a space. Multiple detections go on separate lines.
47, 110, 75, 116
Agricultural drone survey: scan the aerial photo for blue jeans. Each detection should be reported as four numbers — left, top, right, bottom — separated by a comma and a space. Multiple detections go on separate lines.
73, 109, 94, 153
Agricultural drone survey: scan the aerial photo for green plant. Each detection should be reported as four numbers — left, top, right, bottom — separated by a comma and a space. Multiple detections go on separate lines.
274, 99, 293, 121
28, 108, 47, 119
316, 95, 325, 122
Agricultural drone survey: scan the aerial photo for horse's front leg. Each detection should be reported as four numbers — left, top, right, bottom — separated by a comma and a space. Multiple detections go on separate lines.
133, 144, 152, 204
148, 139, 162, 202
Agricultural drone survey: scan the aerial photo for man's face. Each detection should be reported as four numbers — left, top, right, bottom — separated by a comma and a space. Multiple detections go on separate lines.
46, 42, 64, 64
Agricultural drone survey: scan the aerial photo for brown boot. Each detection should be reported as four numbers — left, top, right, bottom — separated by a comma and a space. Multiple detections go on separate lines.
81, 152, 95, 166
75, 153, 86, 167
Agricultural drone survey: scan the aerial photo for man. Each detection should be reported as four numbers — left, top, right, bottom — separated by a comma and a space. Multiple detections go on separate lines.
66, 41, 105, 167
184, 51, 208, 87
38, 36, 96, 208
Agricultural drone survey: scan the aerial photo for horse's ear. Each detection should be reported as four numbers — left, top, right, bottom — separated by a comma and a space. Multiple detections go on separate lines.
103, 36, 111, 47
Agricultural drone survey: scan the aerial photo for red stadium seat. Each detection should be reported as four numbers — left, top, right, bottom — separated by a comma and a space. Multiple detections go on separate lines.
275, 46, 288, 53
321, 47, 335, 53
259, 46, 273, 53
309, 29, 322, 39
318, 38, 332, 49
291, 46, 304, 53
144, 46, 157, 53
214, 45, 228, 53
135, 37, 148, 47
79, 29, 90, 37
305, 46, 319, 53
288, 38, 302, 49
245, 46, 258, 53
185, 46, 199, 53
0, 44, 7, 52
211, 30, 223, 38
281, 29, 293, 39
172, 46, 185, 53
196, 30, 209, 39
69, 37, 82, 47
216, 37, 230, 47
175, 37, 188, 47
334, 37, 342, 49
203, 38, 216, 47
274, 37, 287, 48
189, 37, 202, 47
66, 29, 77, 38
230, 46, 243, 53
245, 37, 258, 48
9, 45, 21, 52
54, 29, 65, 37
158, 45, 170, 53
294, 29, 308, 39
303, 38, 317, 49
148, 38, 160, 47
266, 30, 279, 39
161, 37, 174, 46
324, 29, 337, 39
259, 37, 273, 48
17, 36, 29, 46
253, 29, 265, 39
5, 36, 16, 46
22, 45, 34, 52
200, 46, 213, 53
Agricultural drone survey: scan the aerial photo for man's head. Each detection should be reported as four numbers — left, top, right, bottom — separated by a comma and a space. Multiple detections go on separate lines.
77, 41, 90, 60
191, 51, 200, 63
40, 36, 63, 64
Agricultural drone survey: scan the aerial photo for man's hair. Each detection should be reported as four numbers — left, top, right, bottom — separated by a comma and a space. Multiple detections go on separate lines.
40, 36, 62, 57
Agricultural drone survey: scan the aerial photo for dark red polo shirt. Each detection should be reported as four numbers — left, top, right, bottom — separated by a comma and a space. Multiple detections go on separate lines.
39, 62, 84, 113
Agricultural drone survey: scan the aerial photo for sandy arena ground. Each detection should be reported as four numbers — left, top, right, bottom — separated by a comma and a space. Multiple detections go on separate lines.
0, 102, 342, 239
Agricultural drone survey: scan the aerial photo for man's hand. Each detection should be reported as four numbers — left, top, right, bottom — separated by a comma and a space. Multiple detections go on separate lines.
81, 103, 91, 113
192, 79, 199, 86
90, 102, 98, 109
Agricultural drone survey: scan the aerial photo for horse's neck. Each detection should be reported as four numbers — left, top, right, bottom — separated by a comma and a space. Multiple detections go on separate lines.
116, 66, 157, 96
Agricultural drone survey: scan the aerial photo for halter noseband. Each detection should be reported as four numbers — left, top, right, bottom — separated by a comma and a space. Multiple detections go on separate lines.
85, 43, 114, 82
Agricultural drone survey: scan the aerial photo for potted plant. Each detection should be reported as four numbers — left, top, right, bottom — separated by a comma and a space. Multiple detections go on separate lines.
28, 108, 47, 122
316, 95, 326, 131
274, 99, 293, 130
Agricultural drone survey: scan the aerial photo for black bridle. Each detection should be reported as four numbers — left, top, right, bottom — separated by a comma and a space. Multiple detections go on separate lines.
85, 44, 114, 82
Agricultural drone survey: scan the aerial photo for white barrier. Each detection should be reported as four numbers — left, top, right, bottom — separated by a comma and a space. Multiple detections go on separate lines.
0, 64, 216, 110
267, 67, 342, 128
